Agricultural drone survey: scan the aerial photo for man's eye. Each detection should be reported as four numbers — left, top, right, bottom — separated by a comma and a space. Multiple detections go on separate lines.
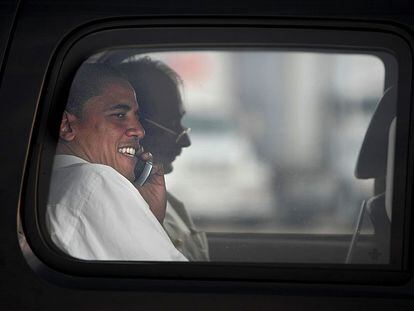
113, 113, 125, 119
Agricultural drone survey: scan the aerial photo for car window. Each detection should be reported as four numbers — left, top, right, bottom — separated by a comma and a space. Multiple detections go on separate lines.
45, 49, 397, 264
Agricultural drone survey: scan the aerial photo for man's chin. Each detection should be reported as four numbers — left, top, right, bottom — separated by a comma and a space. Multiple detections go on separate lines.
118, 169, 135, 182
163, 162, 174, 174
116, 164, 136, 182
116, 156, 137, 180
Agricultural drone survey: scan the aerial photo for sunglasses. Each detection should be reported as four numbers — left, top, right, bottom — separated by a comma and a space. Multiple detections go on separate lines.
144, 118, 191, 144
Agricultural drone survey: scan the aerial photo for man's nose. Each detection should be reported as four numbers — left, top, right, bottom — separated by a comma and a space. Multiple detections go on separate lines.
179, 132, 191, 148
125, 118, 145, 139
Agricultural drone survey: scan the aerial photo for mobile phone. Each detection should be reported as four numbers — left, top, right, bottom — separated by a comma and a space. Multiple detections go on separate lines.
134, 159, 153, 186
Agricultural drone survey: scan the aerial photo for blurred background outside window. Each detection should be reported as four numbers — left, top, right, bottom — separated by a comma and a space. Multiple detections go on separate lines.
127, 51, 386, 234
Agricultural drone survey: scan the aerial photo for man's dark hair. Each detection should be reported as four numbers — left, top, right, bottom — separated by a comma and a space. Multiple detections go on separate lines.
66, 63, 128, 117
116, 57, 183, 118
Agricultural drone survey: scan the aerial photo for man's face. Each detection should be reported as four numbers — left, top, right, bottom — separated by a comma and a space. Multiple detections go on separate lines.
141, 95, 190, 174
68, 80, 144, 181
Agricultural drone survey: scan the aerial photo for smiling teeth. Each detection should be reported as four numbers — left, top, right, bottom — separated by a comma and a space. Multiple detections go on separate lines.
118, 147, 136, 157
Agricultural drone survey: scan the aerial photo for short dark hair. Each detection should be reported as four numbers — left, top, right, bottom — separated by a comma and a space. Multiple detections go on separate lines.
66, 63, 128, 117
116, 57, 183, 118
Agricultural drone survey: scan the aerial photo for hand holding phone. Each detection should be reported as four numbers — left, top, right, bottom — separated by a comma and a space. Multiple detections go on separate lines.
134, 159, 153, 186
133, 151, 167, 223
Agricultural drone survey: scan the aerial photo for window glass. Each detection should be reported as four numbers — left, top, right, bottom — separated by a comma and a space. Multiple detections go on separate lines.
139, 52, 387, 233
46, 49, 396, 264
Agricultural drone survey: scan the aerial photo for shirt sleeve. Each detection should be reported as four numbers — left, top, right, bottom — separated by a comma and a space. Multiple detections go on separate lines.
63, 165, 187, 261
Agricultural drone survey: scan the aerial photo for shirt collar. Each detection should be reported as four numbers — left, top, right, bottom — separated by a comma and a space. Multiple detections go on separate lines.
53, 154, 90, 170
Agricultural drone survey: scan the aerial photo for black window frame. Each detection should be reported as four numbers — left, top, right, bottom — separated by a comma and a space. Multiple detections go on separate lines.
20, 18, 414, 287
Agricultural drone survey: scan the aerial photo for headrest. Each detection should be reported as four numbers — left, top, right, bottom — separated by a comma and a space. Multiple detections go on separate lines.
355, 86, 396, 179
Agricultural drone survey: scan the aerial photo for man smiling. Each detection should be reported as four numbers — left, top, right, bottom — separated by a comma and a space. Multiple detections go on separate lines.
46, 63, 187, 261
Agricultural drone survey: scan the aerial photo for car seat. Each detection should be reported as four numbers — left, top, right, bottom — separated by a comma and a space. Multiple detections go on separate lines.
348, 86, 396, 263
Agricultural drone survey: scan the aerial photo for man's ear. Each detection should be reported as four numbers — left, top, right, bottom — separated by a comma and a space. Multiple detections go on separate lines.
59, 111, 77, 141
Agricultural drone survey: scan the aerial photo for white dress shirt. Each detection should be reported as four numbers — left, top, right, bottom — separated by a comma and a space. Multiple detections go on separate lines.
163, 193, 209, 261
46, 155, 187, 261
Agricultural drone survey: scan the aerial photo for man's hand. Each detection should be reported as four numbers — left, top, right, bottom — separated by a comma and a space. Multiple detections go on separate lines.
133, 152, 167, 223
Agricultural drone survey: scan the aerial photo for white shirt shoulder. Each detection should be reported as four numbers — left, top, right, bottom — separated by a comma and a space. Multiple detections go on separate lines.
47, 155, 187, 261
